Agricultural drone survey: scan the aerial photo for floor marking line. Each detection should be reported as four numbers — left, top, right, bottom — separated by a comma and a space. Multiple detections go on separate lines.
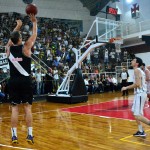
1, 109, 57, 119
120, 129, 150, 147
0, 144, 36, 150
61, 110, 135, 121
61, 99, 133, 110
120, 129, 150, 141
120, 139, 150, 147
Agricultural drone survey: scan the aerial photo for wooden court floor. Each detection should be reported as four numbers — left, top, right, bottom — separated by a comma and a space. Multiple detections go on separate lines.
0, 91, 150, 150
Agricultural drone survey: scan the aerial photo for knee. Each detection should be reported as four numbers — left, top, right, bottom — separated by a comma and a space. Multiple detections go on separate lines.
12, 106, 19, 113
134, 115, 141, 120
24, 105, 32, 114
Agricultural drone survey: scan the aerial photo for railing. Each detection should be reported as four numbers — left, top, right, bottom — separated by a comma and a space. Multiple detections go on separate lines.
115, 59, 132, 83
139, 20, 150, 32
66, 72, 118, 84
122, 20, 150, 37
0, 75, 9, 84
31, 53, 53, 78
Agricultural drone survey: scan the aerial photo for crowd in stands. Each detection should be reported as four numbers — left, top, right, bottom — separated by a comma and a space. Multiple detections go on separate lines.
0, 12, 134, 100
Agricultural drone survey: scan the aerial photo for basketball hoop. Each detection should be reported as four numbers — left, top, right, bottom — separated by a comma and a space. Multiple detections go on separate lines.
109, 37, 123, 52
109, 37, 123, 44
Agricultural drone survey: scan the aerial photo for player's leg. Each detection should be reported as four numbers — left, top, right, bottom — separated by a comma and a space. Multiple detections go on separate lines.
11, 105, 19, 143
24, 103, 34, 144
132, 93, 150, 137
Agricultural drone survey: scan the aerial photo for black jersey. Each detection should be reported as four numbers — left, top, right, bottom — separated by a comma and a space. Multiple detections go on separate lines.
8, 45, 31, 78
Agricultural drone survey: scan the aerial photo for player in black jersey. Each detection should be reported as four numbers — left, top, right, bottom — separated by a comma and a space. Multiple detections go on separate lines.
6, 14, 37, 144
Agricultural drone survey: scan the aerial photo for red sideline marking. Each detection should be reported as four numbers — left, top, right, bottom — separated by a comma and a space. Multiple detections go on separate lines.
61, 100, 150, 120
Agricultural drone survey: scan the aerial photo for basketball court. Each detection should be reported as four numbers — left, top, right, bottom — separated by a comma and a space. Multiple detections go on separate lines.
0, 0, 150, 149
0, 92, 150, 150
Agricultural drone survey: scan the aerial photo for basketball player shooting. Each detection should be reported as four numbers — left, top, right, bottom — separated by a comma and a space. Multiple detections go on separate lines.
121, 57, 150, 137
5, 14, 37, 144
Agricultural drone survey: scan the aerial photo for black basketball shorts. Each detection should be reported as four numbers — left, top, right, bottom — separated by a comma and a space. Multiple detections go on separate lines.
8, 76, 33, 105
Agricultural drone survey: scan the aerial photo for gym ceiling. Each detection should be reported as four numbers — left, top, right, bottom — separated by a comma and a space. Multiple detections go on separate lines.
79, 0, 113, 16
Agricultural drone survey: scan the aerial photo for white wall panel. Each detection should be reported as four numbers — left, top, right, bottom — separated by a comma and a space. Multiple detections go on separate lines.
135, 52, 150, 66
122, 0, 150, 23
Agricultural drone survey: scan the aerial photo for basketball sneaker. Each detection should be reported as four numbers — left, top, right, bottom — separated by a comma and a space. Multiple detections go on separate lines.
133, 131, 146, 137
26, 135, 34, 144
12, 136, 18, 144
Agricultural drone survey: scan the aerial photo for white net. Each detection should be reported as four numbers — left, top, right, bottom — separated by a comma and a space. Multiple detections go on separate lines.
111, 38, 123, 52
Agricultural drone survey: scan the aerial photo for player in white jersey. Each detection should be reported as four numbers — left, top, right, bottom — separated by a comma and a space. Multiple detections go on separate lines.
141, 63, 150, 101
122, 57, 150, 137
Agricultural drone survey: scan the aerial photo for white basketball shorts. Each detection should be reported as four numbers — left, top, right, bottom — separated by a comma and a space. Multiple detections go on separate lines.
131, 92, 147, 116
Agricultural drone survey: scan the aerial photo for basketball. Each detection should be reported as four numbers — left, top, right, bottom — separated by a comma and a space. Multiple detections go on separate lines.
109, 38, 114, 43
25, 4, 38, 15
23, 0, 33, 4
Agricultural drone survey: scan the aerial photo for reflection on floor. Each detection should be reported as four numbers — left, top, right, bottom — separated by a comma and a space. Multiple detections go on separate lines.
62, 100, 150, 120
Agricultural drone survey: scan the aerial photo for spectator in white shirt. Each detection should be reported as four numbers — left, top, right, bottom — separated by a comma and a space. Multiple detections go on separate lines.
120, 68, 129, 96
84, 76, 89, 92
53, 67, 59, 92
35, 69, 42, 95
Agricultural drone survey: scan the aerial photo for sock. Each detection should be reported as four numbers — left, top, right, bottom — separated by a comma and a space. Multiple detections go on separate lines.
28, 127, 33, 136
11, 128, 17, 137
138, 125, 143, 132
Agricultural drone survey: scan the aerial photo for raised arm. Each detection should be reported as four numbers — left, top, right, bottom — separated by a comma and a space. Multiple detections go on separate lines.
23, 14, 37, 57
6, 20, 22, 56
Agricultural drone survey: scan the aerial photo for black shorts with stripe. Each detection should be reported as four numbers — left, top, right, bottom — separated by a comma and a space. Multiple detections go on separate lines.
8, 76, 33, 105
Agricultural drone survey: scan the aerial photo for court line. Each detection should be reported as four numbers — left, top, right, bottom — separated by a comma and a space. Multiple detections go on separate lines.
120, 139, 150, 147
0, 144, 36, 150
61, 110, 135, 121
60, 99, 133, 110
94, 108, 131, 112
94, 104, 149, 112
120, 129, 150, 147
1, 99, 133, 119
1, 105, 135, 121
1, 109, 57, 119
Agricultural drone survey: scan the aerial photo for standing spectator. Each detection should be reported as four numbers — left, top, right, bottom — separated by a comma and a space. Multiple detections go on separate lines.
104, 49, 109, 65
84, 76, 89, 92
53, 67, 59, 92
120, 68, 129, 96
35, 69, 42, 95
0, 83, 5, 103
88, 76, 95, 94
41, 70, 46, 94
45, 68, 53, 94
109, 49, 116, 64
112, 75, 118, 91
93, 48, 99, 65
123, 49, 128, 62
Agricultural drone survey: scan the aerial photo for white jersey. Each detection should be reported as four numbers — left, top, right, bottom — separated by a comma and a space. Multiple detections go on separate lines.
133, 68, 147, 94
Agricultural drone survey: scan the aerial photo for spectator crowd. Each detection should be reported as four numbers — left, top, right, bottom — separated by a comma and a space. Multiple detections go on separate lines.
0, 12, 133, 100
